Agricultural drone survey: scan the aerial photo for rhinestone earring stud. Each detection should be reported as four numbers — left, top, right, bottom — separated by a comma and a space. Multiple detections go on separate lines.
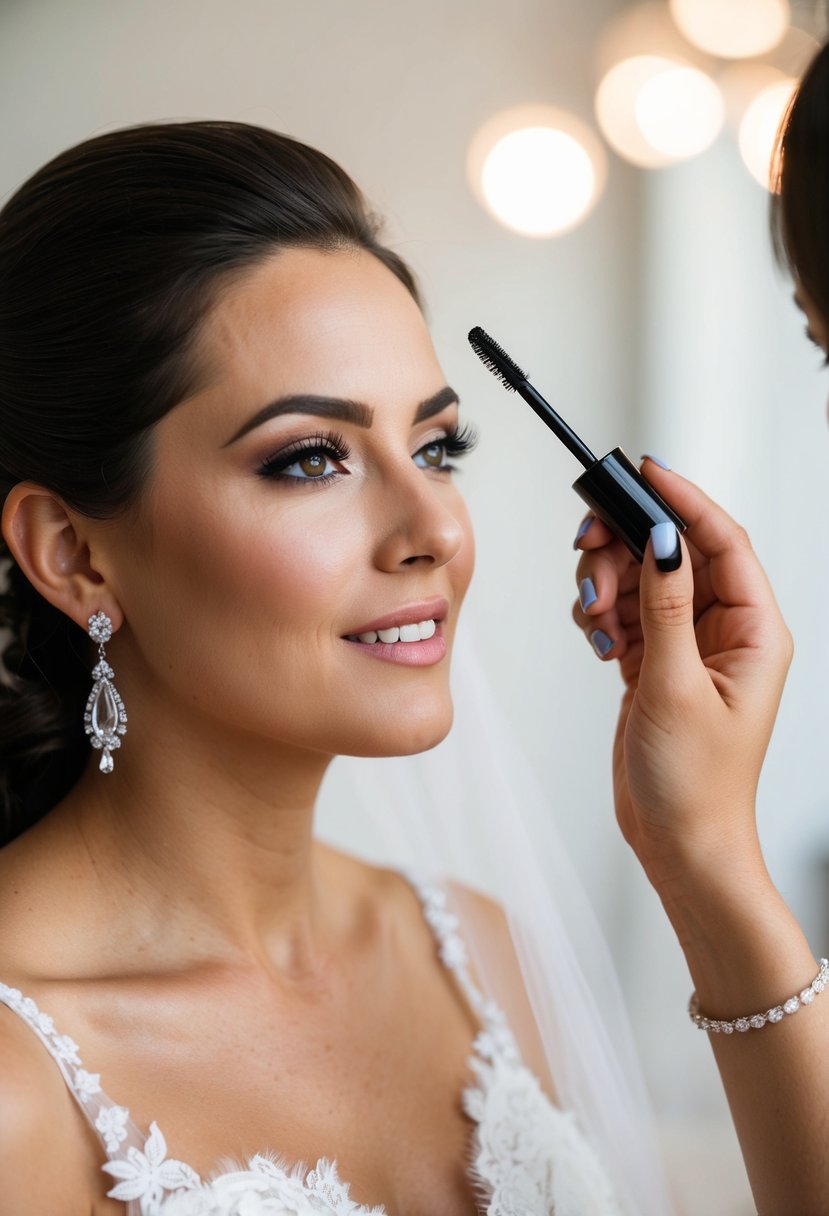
84, 611, 128, 774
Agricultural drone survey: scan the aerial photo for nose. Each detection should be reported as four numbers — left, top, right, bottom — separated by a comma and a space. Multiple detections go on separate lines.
373, 462, 467, 572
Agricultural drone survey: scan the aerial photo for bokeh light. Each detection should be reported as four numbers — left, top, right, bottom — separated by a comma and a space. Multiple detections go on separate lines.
596, 55, 722, 167
468, 106, 607, 237
669, 0, 790, 60
635, 65, 724, 159
738, 76, 797, 188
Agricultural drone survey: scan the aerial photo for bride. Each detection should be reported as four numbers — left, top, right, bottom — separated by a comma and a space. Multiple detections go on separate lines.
0, 122, 671, 1215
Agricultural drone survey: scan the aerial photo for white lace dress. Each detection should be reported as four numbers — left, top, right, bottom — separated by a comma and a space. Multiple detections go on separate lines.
0, 876, 624, 1216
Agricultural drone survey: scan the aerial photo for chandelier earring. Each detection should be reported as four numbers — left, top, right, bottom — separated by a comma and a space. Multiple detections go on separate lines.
84, 611, 128, 774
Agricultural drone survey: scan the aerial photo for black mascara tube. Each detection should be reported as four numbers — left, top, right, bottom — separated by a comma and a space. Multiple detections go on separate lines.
468, 326, 685, 563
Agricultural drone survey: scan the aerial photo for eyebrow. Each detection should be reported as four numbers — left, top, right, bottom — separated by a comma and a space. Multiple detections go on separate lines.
223, 384, 460, 446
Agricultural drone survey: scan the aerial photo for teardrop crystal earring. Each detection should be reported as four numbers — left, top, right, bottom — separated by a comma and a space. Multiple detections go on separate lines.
84, 611, 128, 774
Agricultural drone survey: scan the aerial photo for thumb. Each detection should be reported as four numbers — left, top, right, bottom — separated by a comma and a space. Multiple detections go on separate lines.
638, 523, 701, 686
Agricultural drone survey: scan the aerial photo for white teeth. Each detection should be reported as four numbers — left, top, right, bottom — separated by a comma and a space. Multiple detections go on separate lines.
351, 619, 438, 644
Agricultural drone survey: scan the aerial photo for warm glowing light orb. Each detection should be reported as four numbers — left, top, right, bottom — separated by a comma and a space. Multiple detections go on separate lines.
635, 65, 724, 158
596, 56, 678, 168
669, 0, 790, 60
468, 107, 606, 237
738, 77, 797, 188
596, 55, 721, 167
481, 128, 595, 236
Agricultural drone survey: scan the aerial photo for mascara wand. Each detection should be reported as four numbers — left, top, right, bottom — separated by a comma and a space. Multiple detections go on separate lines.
468, 326, 597, 468
467, 325, 686, 563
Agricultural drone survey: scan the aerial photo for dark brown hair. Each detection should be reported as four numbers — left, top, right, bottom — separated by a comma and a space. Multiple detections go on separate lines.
773, 40, 829, 323
0, 121, 419, 845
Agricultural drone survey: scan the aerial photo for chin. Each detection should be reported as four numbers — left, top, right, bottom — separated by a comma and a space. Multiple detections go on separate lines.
345, 693, 455, 759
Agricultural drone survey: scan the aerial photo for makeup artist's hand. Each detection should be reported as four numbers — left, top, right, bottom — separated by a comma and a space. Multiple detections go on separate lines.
571, 459, 793, 893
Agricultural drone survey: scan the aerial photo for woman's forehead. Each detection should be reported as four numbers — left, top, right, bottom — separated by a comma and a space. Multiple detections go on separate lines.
204, 246, 434, 386
168, 247, 444, 441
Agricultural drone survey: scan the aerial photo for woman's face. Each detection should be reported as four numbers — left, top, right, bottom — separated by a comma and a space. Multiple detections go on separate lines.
106, 247, 475, 761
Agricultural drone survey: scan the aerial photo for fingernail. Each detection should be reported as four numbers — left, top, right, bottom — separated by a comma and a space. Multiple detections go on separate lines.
578, 578, 598, 611
640, 453, 671, 470
572, 515, 594, 549
590, 629, 615, 658
650, 521, 682, 572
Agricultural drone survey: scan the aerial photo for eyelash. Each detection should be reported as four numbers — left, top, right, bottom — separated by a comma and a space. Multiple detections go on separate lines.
422, 423, 479, 470
803, 326, 829, 368
257, 430, 351, 485
257, 423, 479, 485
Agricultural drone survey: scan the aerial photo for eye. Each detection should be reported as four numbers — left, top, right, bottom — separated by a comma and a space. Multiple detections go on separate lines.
413, 424, 478, 473
803, 326, 829, 366
258, 432, 350, 484
284, 450, 337, 479
414, 440, 448, 470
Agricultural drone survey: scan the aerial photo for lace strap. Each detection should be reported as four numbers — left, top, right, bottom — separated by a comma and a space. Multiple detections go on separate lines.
401, 872, 493, 1016
0, 981, 140, 1159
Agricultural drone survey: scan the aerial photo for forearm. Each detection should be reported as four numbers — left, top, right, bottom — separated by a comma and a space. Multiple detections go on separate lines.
658, 841, 829, 1216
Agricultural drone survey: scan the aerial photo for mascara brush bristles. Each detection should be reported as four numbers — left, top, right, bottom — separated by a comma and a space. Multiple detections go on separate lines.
467, 326, 527, 390
467, 325, 597, 469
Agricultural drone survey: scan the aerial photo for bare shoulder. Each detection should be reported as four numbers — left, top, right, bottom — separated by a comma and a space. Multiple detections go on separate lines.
442, 878, 511, 935
0, 809, 100, 980
0, 1006, 93, 1214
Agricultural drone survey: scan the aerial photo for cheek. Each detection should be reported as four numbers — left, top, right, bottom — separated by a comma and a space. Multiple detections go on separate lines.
127, 494, 363, 684
116, 480, 475, 757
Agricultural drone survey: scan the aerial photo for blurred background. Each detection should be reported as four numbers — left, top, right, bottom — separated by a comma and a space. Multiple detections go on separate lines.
3, 1, 829, 1211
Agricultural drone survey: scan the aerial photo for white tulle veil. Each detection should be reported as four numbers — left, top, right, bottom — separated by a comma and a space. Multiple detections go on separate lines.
316, 625, 676, 1216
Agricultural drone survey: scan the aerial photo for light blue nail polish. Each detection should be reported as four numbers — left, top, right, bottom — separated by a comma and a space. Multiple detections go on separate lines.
572, 515, 594, 549
650, 521, 682, 572
578, 578, 598, 611
590, 629, 615, 658
640, 453, 671, 470
650, 521, 678, 559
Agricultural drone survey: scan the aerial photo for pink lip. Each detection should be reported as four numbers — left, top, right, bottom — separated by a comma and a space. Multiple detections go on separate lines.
343, 597, 449, 639
345, 629, 447, 667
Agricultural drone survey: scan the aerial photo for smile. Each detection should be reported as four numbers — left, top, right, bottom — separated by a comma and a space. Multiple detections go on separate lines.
345, 619, 436, 644
342, 598, 449, 667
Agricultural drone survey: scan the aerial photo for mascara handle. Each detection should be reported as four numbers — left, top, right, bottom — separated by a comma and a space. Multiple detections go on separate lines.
573, 447, 686, 563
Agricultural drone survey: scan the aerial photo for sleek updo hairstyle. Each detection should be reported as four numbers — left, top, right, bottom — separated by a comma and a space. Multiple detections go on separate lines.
773, 39, 829, 324
0, 121, 419, 845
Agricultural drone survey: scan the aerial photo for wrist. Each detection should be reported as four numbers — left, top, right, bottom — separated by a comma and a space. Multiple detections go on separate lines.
640, 814, 768, 913
655, 850, 818, 1020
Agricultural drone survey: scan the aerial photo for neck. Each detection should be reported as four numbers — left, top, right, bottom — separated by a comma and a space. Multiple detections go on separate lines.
59, 704, 339, 974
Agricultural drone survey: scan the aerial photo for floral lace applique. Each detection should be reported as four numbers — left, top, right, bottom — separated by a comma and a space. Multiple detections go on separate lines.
97, 1105, 131, 1154
102, 1122, 201, 1211
463, 1046, 623, 1216
161, 1156, 386, 1216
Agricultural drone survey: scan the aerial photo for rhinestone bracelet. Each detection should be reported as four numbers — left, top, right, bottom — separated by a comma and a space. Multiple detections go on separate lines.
689, 958, 829, 1034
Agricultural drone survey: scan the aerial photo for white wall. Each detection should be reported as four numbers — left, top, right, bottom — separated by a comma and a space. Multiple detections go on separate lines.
5, 3, 827, 1213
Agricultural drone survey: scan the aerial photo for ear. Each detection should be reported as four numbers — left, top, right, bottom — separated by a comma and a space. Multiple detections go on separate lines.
1, 483, 124, 634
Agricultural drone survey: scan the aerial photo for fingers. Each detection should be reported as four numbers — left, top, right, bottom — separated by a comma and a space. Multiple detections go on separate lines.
638, 459, 780, 611
572, 512, 614, 551
572, 458, 785, 670
636, 526, 705, 691
572, 518, 640, 658
572, 564, 642, 661
572, 591, 643, 661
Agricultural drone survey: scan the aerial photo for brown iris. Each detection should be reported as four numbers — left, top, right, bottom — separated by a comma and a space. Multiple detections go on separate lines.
299, 452, 328, 477
420, 442, 444, 468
